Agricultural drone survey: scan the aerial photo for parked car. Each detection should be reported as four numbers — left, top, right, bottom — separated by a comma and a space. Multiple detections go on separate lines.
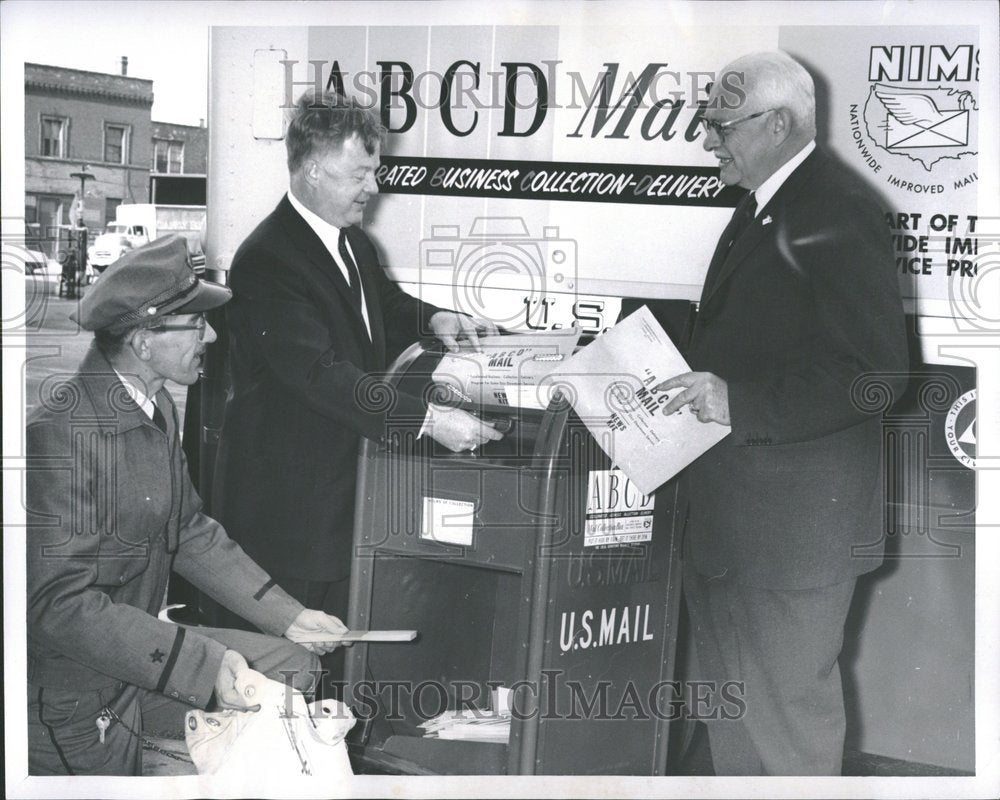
22, 246, 49, 274
23, 224, 50, 274
88, 233, 137, 273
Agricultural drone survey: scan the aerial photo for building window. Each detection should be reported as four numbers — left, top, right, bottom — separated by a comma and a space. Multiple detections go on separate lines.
154, 139, 184, 173
105, 198, 121, 225
28, 193, 75, 255
40, 116, 67, 157
104, 124, 129, 164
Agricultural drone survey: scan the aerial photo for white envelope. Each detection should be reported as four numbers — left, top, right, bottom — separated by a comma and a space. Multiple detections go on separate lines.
545, 306, 730, 495
885, 109, 968, 149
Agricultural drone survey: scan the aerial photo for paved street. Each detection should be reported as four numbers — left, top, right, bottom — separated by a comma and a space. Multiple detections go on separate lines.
23, 274, 189, 422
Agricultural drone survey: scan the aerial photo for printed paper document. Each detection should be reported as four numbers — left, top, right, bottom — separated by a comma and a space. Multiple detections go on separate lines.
432, 329, 581, 409
546, 306, 730, 495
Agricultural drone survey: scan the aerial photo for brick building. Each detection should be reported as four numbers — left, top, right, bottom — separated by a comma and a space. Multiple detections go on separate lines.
24, 62, 153, 245
151, 120, 208, 205
24, 60, 208, 253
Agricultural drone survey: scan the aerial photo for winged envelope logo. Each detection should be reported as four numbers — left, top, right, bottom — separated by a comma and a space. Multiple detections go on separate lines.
872, 84, 971, 149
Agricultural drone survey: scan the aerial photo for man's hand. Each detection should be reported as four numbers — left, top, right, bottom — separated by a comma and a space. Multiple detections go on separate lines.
657, 371, 731, 425
214, 649, 265, 710
429, 311, 498, 352
425, 404, 504, 452
284, 608, 349, 655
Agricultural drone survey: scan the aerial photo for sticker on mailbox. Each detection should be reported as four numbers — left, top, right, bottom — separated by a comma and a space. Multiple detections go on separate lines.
421, 497, 475, 546
584, 469, 654, 547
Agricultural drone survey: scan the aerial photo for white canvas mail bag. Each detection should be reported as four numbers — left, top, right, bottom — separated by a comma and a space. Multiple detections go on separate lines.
184, 676, 355, 779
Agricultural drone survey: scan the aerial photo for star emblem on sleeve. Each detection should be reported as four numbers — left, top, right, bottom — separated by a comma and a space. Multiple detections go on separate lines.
150, 648, 165, 663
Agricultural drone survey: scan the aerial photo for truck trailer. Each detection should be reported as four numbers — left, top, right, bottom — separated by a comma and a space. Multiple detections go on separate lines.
88, 203, 205, 271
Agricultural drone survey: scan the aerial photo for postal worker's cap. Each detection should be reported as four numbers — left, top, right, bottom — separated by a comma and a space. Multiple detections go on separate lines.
73, 234, 231, 332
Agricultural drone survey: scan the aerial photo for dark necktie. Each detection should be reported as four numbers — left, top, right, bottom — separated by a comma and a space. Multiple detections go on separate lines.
152, 401, 167, 433
700, 192, 759, 301
726, 192, 758, 250
337, 228, 363, 306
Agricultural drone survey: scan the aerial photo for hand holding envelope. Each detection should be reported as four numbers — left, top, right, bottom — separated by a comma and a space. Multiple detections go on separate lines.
657, 371, 731, 425
545, 306, 730, 495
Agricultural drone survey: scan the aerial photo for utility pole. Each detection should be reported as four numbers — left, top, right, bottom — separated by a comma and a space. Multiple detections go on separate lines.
67, 164, 95, 298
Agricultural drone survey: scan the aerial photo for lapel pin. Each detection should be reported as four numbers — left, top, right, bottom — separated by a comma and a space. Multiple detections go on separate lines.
762, 215, 773, 226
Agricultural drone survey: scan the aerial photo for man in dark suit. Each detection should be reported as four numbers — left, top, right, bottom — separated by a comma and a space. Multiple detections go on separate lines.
658, 52, 909, 774
212, 93, 502, 691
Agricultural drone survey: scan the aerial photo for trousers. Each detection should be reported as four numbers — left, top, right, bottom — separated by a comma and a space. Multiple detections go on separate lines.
28, 625, 319, 776
682, 560, 857, 775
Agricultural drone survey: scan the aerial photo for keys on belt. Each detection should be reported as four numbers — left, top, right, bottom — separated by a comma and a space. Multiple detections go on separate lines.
96, 712, 111, 744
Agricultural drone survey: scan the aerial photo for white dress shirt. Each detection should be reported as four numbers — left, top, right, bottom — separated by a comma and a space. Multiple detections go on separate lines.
288, 191, 438, 434
287, 190, 372, 338
753, 140, 815, 216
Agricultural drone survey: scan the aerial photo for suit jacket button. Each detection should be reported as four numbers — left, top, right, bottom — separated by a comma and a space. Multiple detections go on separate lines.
119, 575, 126, 583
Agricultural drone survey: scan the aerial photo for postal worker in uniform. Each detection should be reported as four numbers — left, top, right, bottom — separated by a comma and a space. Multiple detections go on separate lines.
26, 235, 350, 776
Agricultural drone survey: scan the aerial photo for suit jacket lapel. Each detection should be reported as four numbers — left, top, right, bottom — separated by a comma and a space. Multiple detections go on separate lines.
700, 149, 825, 305
705, 209, 770, 302
276, 198, 372, 341
700, 191, 754, 304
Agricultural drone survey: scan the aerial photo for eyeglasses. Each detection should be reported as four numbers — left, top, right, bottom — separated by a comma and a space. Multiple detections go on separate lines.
148, 314, 208, 338
699, 109, 776, 142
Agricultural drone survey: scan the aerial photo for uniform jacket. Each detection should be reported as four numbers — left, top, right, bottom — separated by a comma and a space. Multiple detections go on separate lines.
213, 196, 442, 581
26, 344, 304, 705
685, 148, 909, 590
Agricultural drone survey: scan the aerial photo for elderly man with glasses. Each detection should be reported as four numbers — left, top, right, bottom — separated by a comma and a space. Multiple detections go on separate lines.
25, 235, 350, 776
657, 52, 909, 774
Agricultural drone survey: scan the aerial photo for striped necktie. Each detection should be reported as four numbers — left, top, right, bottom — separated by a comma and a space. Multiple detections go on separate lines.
337, 228, 363, 306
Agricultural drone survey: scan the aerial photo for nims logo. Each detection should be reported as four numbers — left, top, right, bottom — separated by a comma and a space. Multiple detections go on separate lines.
848, 45, 979, 194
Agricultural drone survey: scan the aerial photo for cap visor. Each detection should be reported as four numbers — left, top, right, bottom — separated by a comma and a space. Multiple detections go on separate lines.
171, 279, 232, 315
